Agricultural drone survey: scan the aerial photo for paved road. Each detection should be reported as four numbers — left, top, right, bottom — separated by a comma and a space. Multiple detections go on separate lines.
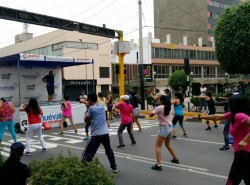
1, 119, 244, 185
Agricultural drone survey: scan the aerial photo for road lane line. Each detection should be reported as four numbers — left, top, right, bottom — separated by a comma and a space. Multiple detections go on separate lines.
51, 142, 208, 172
151, 135, 224, 145
52, 142, 227, 179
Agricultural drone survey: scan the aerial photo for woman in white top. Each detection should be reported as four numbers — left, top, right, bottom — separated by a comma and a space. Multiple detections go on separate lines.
149, 95, 179, 171
98, 92, 109, 127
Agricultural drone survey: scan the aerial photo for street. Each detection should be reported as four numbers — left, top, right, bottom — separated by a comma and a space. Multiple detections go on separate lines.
1, 118, 243, 185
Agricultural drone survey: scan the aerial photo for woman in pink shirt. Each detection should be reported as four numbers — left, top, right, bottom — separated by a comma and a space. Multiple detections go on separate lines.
196, 94, 250, 185
60, 96, 78, 135
115, 95, 136, 148
149, 95, 179, 171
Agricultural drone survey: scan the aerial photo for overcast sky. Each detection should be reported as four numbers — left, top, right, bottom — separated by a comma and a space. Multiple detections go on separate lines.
0, 0, 154, 48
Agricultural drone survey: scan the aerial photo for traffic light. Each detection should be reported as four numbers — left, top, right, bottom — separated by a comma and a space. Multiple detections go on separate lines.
115, 64, 119, 74
115, 64, 126, 74
124, 64, 127, 75
184, 58, 189, 75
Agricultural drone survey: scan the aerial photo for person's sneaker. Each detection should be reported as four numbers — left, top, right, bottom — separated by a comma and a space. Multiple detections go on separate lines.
42, 148, 47, 152
83, 136, 89, 141
151, 164, 162, 171
214, 125, 218, 128
24, 151, 31, 156
138, 129, 142, 132
219, 146, 230, 151
75, 130, 78, 133
112, 168, 119, 173
183, 133, 188, 137
171, 158, 180, 164
205, 127, 211, 131
171, 135, 177, 139
132, 141, 136, 145
117, 144, 126, 149
59, 132, 64, 135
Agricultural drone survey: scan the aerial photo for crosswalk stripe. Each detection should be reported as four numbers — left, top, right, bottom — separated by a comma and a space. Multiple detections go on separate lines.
0, 120, 158, 156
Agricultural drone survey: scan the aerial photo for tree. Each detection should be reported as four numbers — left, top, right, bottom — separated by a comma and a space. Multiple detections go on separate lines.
167, 70, 188, 91
214, 1, 250, 74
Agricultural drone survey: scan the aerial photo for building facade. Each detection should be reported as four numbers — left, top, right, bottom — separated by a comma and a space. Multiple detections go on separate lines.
154, 0, 240, 46
0, 30, 113, 100
112, 34, 238, 97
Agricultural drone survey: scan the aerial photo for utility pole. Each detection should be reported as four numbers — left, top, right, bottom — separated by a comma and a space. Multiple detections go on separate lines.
117, 31, 125, 97
139, 0, 145, 110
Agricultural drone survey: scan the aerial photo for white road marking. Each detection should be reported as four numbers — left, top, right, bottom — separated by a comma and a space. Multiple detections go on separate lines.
50, 142, 227, 179
151, 135, 224, 145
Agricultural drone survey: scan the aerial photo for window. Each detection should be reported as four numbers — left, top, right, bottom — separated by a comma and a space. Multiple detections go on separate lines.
99, 67, 110, 78
203, 66, 216, 78
52, 41, 98, 51
152, 48, 216, 61
217, 66, 226, 78
172, 49, 181, 59
153, 65, 170, 78
164, 49, 172, 59
172, 65, 184, 74
154, 48, 165, 58
190, 66, 201, 78
190, 50, 196, 60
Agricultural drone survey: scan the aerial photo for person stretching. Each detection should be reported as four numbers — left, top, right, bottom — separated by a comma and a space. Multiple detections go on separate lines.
171, 93, 187, 139
115, 95, 136, 148
149, 95, 179, 171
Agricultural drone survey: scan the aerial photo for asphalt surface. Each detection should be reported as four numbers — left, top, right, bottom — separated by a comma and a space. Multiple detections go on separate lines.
1, 118, 245, 185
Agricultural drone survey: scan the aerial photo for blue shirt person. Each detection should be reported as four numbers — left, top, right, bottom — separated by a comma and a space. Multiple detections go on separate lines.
81, 92, 118, 173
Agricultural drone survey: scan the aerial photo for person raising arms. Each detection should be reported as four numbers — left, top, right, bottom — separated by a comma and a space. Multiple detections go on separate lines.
19, 98, 47, 156
59, 96, 78, 135
129, 90, 142, 132
81, 93, 118, 173
98, 92, 109, 127
115, 95, 136, 148
194, 95, 250, 184
171, 93, 187, 139
194, 91, 218, 130
149, 95, 179, 171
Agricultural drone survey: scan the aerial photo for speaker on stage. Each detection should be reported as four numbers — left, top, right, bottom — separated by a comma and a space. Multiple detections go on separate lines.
192, 83, 201, 96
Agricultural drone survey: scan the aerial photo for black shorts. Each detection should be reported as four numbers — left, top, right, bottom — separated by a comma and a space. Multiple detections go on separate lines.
47, 87, 54, 95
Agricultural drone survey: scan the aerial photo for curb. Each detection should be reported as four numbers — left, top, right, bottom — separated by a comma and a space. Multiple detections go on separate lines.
139, 111, 223, 123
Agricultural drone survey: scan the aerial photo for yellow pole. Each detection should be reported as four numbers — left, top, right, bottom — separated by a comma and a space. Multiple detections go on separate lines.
117, 31, 125, 97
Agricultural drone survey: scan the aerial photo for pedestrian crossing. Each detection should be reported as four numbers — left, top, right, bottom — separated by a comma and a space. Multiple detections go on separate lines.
0, 120, 158, 157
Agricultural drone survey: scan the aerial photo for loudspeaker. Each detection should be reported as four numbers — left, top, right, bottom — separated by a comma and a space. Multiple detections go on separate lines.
184, 58, 189, 75
192, 83, 201, 96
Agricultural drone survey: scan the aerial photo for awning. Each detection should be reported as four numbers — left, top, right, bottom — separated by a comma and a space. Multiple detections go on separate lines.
0, 53, 93, 67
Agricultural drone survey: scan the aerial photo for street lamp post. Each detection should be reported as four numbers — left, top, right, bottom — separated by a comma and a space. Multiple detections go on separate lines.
225, 73, 228, 84
187, 72, 193, 112
153, 71, 156, 91
225, 72, 229, 93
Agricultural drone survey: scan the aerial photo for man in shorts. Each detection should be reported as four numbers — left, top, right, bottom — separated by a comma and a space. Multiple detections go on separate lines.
42, 71, 55, 103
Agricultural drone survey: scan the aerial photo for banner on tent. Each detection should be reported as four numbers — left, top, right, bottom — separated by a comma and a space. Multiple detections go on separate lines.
19, 103, 85, 127
0, 65, 62, 104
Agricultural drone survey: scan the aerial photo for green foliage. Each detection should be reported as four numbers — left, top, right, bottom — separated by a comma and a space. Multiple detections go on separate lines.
167, 70, 188, 91
245, 88, 250, 97
190, 97, 200, 106
214, 1, 250, 74
28, 152, 114, 185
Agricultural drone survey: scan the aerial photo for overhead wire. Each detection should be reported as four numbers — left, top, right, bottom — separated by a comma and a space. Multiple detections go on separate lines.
0, 0, 107, 47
